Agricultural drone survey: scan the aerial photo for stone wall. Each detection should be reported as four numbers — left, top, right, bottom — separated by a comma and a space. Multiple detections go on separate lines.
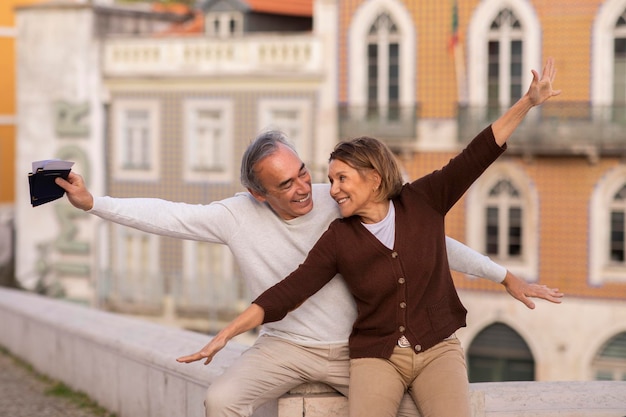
1, 287, 625, 417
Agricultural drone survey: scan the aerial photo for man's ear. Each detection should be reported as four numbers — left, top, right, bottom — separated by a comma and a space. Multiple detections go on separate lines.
248, 187, 267, 203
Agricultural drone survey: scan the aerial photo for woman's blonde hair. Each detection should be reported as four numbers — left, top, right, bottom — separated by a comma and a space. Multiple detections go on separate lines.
329, 136, 404, 200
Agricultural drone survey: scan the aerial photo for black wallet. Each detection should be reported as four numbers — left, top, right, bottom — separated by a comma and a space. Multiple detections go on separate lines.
28, 160, 74, 207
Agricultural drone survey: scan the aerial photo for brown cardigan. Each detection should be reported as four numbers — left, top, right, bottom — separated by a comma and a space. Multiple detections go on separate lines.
254, 126, 506, 359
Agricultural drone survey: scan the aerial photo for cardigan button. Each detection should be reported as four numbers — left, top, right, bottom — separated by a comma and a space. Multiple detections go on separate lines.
398, 277, 405, 284
399, 302, 406, 309
391, 252, 398, 258
399, 326, 405, 332
415, 345, 422, 352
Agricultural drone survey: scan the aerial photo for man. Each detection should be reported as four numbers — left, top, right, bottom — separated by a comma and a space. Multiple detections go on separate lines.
56, 131, 562, 417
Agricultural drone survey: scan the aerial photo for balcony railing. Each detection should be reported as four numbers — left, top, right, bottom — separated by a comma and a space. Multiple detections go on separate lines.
338, 103, 418, 147
458, 102, 626, 158
103, 34, 323, 77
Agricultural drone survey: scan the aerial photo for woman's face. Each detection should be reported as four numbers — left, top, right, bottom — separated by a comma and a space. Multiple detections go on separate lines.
328, 158, 380, 221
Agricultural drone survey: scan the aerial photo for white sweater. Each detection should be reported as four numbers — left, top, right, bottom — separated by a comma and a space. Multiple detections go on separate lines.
90, 183, 505, 345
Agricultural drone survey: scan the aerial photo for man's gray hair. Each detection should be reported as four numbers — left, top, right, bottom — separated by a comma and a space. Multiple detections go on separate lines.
240, 130, 297, 195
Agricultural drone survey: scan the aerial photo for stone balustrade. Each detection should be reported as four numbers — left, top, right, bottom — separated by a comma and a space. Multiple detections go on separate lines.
103, 35, 323, 77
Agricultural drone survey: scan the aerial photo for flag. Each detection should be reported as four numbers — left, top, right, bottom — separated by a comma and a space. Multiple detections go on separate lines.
448, 0, 459, 54
449, 0, 467, 103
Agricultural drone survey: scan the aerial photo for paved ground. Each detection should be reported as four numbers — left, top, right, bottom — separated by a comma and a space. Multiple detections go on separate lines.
0, 348, 115, 417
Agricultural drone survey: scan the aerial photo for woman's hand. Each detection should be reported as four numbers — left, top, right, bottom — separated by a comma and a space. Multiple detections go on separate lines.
176, 304, 265, 365
177, 337, 227, 365
526, 56, 561, 107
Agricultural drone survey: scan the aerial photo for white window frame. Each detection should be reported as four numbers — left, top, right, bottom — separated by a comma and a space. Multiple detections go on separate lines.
467, 0, 541, 107
366, 12, 402, 108
348, 0, 415, 110
486, 8, 524, 108
466, 162, 539, 281
183, 98, 234, 184
112, 99, 161, 181
592, 0, 626, 107
589, 165, 626, 285
258, 98, 313, 165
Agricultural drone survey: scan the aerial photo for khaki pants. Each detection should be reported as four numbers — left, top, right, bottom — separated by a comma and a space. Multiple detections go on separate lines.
349, 338, 470, 417
204, 334, 421, 417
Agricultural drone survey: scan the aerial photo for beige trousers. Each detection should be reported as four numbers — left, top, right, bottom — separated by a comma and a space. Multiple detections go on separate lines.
203, 334, 421, 417
349, 338, 470, 417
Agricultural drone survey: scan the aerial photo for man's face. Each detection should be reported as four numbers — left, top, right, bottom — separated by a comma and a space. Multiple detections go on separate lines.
249, 143, 314, 220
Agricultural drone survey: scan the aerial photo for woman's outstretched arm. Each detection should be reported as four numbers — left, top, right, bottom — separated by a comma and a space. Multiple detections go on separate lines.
492, 57, 561, 147
176, 303, 265, 365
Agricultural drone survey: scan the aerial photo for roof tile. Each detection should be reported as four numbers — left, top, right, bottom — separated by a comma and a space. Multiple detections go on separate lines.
245, 0, 312, 17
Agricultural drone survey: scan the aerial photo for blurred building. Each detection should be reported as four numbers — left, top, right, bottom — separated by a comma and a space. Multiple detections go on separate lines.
12, 0, 626, 382
0, 0, 47, 287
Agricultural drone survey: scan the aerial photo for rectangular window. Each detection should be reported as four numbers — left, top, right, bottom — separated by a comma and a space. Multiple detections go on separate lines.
487, 41, 500, 117
508, 207, 522, 256
367, 43, 379, 107
112, 99, 160, 181
191, 109, 224, 171
510, 40, 523, 103
123, 109, 150, 170
388, 43, 400, 120
486, 206, 499, 255
184, 98, 234, 183
614, 37, 626, 103
614, 38, 626, 123
610, 211, 625, 262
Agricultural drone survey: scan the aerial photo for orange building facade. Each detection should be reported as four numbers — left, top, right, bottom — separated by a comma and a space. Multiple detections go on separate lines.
338, 0, 626, 300
336, 0, 626, 381
0, 0, 42, 203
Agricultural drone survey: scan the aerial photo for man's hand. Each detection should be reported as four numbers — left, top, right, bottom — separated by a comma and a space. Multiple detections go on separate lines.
501, 270, 564, 309
55, 172, 94, 211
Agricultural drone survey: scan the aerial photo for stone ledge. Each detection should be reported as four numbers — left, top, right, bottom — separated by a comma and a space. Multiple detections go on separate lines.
280, 381, 626, 417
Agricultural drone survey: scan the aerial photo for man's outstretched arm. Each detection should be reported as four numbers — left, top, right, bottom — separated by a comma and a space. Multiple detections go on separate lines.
445, 236, 563, 309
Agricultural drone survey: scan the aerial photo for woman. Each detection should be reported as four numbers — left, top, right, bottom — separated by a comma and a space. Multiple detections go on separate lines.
177, 58, 561, 417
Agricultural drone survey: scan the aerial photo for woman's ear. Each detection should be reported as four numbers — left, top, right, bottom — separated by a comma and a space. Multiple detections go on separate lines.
371, 171, 382, 191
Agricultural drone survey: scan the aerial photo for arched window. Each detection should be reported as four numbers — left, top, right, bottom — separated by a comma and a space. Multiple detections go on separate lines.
589, 166, 626, 285
367, 12, 401, 119
485, 178, 523, 258
467, 322, 535, 382
592, 0, 626, 111
592, 332, 626, 380
466, 163, 538, 279
467, 0, 540, 108
348, 0, 415, 109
